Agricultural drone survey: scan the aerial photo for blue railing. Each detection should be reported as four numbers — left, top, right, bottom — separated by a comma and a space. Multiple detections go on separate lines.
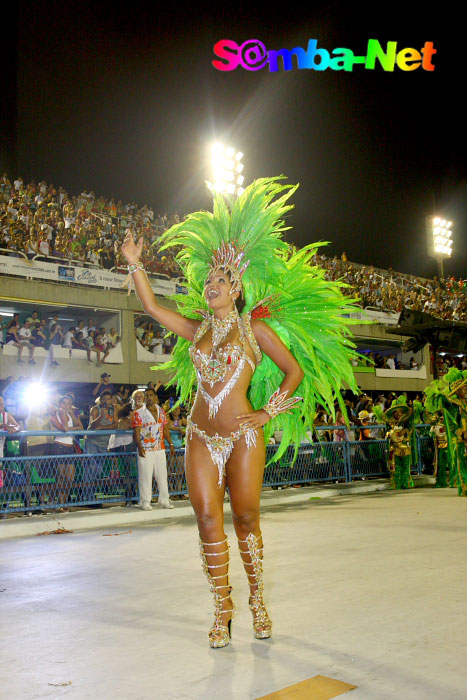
0, 426, 434, 514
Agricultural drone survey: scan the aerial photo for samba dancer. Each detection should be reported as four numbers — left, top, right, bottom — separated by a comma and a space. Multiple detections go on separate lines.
122, 177, 360, 648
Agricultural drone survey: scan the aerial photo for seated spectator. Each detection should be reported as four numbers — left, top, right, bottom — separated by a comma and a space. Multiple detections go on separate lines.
49, 322, 64, 348
18, 321, 36, 364
63, 326, 75, 356
25, 310, 40, 326
151, 334, 163, 354
107, 328, 119, 348
93, 331, 110, 366
31, 319, 58, 366
76, 320, 87, 338
409, 357, 419, 370
84, 330, 96, 363
5, 319, 24, 361
48, 314, 59, 331
85, 318, 97, 334
141, 331, 152, 350
135, 321, 147, 340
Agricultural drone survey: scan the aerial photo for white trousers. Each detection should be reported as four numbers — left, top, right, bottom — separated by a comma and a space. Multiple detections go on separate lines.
137, 450, 170, 506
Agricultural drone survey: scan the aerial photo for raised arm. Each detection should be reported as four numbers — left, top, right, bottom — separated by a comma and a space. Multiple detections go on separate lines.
237, 319, 304, 430
121, 233, 200, 341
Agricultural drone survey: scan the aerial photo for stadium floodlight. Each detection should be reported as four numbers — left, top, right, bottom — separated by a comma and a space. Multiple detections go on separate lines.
426, 215, 453, 279
208, 143, 245, 197
23, 382, 49, 407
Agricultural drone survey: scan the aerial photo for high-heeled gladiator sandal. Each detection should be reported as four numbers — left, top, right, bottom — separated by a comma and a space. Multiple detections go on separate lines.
199, 536, 235, 648
238, 532, 272, 639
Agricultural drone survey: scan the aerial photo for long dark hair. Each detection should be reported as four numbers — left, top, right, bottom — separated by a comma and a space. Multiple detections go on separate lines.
234, 296, 246, 313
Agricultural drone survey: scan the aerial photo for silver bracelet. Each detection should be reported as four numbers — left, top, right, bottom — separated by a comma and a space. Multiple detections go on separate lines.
128, 262, 144, 274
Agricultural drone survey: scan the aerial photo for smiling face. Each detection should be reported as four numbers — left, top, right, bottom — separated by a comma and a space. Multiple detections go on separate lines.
204, 269, 239, 310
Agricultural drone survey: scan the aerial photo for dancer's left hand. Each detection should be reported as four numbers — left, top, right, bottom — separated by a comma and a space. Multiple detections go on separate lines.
237, 409, 270, 430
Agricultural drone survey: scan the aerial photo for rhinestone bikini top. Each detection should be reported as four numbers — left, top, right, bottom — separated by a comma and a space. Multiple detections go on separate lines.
189, 312, 262, 419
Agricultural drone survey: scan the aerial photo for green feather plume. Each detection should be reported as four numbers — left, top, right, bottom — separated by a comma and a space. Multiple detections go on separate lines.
153, 176, 364, 462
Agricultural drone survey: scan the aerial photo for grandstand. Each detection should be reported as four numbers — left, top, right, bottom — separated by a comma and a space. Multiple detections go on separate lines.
1, 174, 466, 395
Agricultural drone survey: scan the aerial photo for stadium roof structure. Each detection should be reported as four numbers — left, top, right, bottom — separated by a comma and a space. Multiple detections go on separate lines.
388, 309, 467, 377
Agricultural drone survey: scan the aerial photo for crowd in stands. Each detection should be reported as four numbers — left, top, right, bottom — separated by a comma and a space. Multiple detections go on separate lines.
318, 253, 467, 322
134, 317, 176, 355
1, 175, 466, 324
0, 311, 120, 366
0, 174, 181, 278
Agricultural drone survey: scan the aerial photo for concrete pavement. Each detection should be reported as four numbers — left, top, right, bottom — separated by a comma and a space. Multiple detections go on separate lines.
1, 485, 466, 699
0, 477, 435, 540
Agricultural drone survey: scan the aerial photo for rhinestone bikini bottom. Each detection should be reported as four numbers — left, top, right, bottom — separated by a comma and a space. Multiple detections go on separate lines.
186, 416, 257, 487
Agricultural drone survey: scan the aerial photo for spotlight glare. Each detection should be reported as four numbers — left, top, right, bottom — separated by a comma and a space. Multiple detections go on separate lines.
208, 142, 246, 197
24, 382, 49, 407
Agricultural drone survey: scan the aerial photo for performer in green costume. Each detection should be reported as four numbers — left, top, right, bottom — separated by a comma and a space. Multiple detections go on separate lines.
444, 369, 467, 497
423, 369, 467, 496
424, 379, 452, 488
374, 396, 414, 489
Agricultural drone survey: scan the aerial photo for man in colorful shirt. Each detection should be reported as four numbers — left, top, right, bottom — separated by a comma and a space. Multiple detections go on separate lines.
132, 387, 174, 510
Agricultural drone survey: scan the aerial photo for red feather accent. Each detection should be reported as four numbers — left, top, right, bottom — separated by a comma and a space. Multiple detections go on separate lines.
251, 305, 272, 320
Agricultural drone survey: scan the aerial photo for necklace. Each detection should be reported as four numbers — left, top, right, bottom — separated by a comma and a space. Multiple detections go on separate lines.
210, 308, 239, 347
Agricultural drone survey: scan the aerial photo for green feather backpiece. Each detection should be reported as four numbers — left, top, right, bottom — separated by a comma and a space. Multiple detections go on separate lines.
153, 176, 363, 462
423, 370, 467, 466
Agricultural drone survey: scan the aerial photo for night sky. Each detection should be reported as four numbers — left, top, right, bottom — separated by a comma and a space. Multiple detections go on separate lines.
3, 2, 465, 278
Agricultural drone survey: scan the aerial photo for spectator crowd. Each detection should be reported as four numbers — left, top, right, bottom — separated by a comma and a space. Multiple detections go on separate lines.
318, 253, 467, 322
0, 311, 120, 366
1, 175, 466, 322
134, 317, 176, 356
0, 174, 182, 278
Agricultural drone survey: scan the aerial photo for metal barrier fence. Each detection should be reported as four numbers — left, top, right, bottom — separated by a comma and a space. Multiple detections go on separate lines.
0, 426, 434, 514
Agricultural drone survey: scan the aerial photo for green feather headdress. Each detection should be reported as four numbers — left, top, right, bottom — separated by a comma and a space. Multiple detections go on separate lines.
153, 176, 364, 461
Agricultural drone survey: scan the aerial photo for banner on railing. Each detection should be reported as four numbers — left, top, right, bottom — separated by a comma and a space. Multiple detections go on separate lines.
343, 308, 400, 325
0, 254, 176, 296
